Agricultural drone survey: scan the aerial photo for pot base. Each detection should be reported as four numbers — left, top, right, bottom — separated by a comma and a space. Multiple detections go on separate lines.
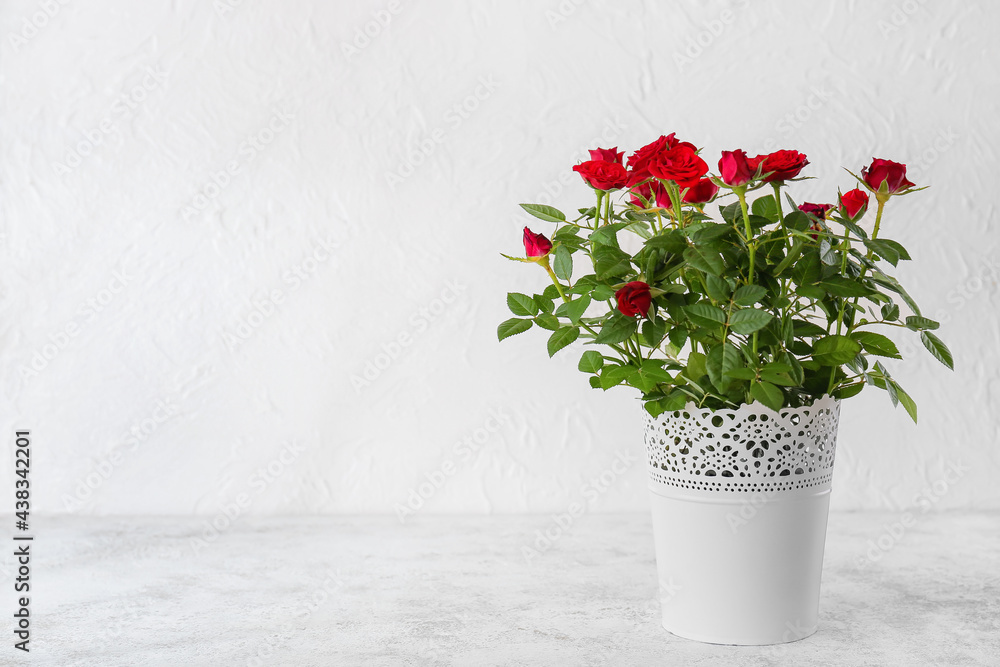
649, 487, 831, 646
661, 622, 818, 646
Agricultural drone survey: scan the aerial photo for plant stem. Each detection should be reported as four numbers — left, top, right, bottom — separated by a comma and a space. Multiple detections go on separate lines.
866, 199, 886, 257
736, 189, 755, 283
829, 199, 889, 395
772, 182, 783, 222
736, 188, 758, 356
543, 263, 568, 303
835, 235, 851, 336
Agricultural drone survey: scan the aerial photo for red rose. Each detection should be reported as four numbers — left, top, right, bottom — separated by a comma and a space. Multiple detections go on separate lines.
573, 160, 629, 190
718, 149, 756, 187
629, 180, 671, 208
522, 227, 552, 258
799, 202, 832, 219
682, 178, 719, 204
753, 150, 809, 182
862, 158, 915, 194
588, 147, 624, 164
627, 134, 695, 175
647, 144, 709, 188
839, 188, 869, 219
615, 281, 652, 318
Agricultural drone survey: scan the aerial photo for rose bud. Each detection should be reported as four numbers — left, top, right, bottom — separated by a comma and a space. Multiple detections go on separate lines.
798, 202, 833, 219
753, 150, 809, 182
573, 160, 629, 190
839, 188, 869, 220
861, 158, 915, 195
588, 147, 625, 164
682, 178, 720, 205
718, 149, 756, 187
629, 180, 671, 209
522, 227, 553, 258
615, 281, 653, 318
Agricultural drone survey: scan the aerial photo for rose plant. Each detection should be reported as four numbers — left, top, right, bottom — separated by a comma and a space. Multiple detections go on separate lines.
499, 135, 952, 420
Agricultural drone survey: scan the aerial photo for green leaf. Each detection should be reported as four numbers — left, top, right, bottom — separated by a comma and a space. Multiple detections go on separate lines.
773, 239, 805, 276
733, 284, 767, 306
818, 276, 873, 297
704, 274, 731, 302
759, 370, 797, 386
750, 381, 784, 411
728, 308, 773, 335
519, 203, 565, 223
644, 230, 687, 253
884, 375, 899, 406
780, 351, 805, 385
661, 390, 689, 411
578, 350, 604, 373
719, 202, 742, 225
686, 351, 707, 379
533, 313, 560, 331
835, 383, 865, 399
905, 316, 940, 331
706, 343, 742, 393
893, 381, 918, 423
920, 331, 954, 370
668, 326, 688, 350
751, 195, 778, 222
553, 225, 582, 242
600, 364, 636, 390
876, 238, 911, 261
793, 319, 828, 338
691, 223, 733, 245
592, 284, 615, 301
506, 292, 538, 317
881, 303, 900, 321
590, 222, 629, 247
837, 218, 868, 239
851, 331, 901, 358
683, 246, 724, 276
819, 239, 839, 266
497, 318, 532, 341
813, 335, 863, 366
534, 293, 554, 314
863, 239, 900, 266
553, 245, 573, 281
594, 246, 633, 280
781, 316, 794, 347
685, 303, 727, 328
547, 326, 579, 357
555, 294, 591, 324
632, 360, 673, 392
593, 315, 639, 345
869, 273, 922, 315
642, 317, 666, 347
724, 367, 758, 380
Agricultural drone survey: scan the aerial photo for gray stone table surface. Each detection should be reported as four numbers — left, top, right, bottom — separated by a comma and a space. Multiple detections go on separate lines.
11, 512, 1000, 666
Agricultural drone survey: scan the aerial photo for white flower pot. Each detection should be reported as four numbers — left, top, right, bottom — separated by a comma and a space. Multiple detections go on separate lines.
644, 395, 840, 645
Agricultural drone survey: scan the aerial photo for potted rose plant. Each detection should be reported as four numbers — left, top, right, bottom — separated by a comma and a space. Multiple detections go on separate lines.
498, 135, 952, 645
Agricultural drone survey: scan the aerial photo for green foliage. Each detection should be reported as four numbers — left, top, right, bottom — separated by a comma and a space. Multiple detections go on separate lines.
501, 172, 950, 423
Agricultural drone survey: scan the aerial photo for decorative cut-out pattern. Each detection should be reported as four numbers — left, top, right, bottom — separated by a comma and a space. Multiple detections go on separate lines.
644, 396, 840, 493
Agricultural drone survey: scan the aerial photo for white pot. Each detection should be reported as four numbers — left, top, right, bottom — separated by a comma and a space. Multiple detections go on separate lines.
644, 395, 840, 645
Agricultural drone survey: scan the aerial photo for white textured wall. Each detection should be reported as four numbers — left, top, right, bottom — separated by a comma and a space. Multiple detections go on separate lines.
1, 0, 997, 515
